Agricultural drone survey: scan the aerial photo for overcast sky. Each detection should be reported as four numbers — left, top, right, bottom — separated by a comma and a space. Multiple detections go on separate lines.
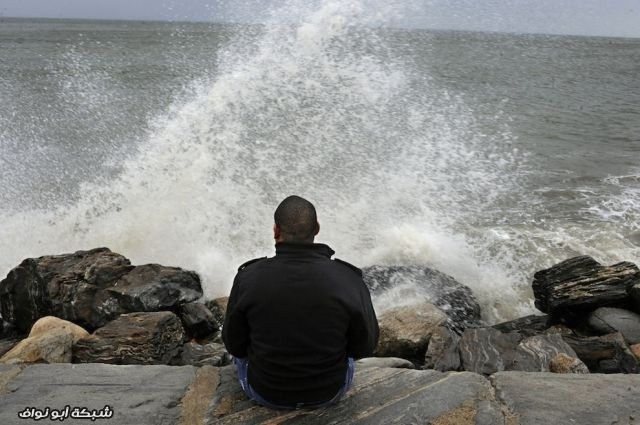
2, 0, 639, 38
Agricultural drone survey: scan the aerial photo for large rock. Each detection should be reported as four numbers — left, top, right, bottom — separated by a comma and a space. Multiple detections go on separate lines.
0, 248, 203, 331
423, 325, 461, 371
588, 307, 640, 344
355, 357, 415, 369
174, 341, 231, 367
29, 316, 89, 343
492, 314, 549, 337
548, 353, 589, 374
0, 328, 73, 364
562, 332, 638, 373
532, 256, 640, 315
177, 303, 220, 339
205, 297, 228, 326
375, 302, 447, 360
363, 265, 482, 332
73, 311, 185, 365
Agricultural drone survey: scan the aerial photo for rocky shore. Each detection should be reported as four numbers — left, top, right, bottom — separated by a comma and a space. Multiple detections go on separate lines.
1, 248, 640, 424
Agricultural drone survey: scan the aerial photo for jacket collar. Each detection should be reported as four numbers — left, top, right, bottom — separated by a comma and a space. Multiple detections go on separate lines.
275, 242, 335, 258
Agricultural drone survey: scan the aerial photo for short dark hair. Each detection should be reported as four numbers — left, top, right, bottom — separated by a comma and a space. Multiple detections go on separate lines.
274, 195, 318, 243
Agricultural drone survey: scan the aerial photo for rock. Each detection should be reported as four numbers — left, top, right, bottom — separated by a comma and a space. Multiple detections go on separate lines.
73, 311, 185, 365
588, 307, 640, 344
355, 357, 415, 369
205, 297, 228, 326
492, 372, 640, 425
424, 325, 461, 371
0, 328, 73, 364
29, 316, 89, 343
532, 256, 640, 315
0, 340, 17, 358
548, 352, 589, 374
174, 341, 231, 367
363, 265, 482, 332
459, 328, 580, 374
492, 314, 549, 337
177, 303, 220, 339
631, 343, 640, 360
375, 302, 447, 360
629, 283, 640, 312
562, 332, 638, 373
0, 248, 203, 331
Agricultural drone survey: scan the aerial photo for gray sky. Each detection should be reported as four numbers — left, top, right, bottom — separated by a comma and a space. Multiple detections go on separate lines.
2, 0, 639, 38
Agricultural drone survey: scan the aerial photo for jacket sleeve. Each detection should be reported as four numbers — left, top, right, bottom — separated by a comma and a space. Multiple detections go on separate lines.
346, 279, 380, 359
222, 274, 250, 358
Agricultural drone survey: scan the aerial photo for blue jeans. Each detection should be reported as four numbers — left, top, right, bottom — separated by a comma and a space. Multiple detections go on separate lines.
233, 357, 355, 410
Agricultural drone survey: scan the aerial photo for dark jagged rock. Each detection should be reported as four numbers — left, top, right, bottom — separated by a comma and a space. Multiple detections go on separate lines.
532, 256, 640, 315
562, 332, 638, 373
363, 265, 482, 332
492, 314, 549, 337
588, 307, 640, 344
0, 248, 203, 331
73, 311, 185, 365
205, 297, 228, 326
174, 341, 231, 367
423, 325, 461, 371
177, 303, 220, 339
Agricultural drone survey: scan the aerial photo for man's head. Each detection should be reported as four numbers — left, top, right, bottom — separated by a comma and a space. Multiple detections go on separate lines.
273, 195, 319, 244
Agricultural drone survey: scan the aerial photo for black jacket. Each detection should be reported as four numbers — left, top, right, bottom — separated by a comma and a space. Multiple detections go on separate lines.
222, 242, 379, 405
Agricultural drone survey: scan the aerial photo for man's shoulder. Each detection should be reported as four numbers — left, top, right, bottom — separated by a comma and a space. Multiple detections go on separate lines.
237, 256, 268, 272
332, 258, 363, 278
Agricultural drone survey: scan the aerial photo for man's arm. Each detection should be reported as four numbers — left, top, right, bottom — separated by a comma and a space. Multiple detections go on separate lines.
346, 280, 380, 359
222, 274, 250, 358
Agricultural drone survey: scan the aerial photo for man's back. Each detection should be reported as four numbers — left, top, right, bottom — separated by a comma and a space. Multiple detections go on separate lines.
223, 242, 379, 406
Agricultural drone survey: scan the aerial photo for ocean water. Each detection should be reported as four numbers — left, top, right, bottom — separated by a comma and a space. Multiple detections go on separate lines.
1, 1, 639, 323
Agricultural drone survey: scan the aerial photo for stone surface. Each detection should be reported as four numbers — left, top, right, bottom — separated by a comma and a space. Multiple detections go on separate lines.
492, 314, 549, 337
29, 316, 89, 343
205, 297, 228, 326
363, 265, 482, 332
562, 332, 638, 373
355, 357, 415, 369
630, 283, 640, 312
178, 366, 219, 425
0, 328, 73, 364
492, 372, 640, 425
73, 311, 185, 365
532, 256, 640, 315
0, 363, 196, 425
375, 302, 447, 360
548, 352, 590, 374
631, 343, 640, 360
588, 307, 640, 344
174, 341, 231, 367
424, 325, 461, 371
177, 303, 220, 339
0, 248, 203, 332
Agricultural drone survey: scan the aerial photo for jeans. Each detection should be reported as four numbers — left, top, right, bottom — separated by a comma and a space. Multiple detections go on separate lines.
233, 357, 355, 410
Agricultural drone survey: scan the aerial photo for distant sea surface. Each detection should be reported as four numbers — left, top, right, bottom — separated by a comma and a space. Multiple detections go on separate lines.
1, 14, 639, 322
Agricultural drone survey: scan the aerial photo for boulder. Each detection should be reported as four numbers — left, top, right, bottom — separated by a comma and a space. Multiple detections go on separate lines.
629, 283, 640, 312
205, 297, 228, 326
174, 341, 231, 367
363, 265, 482, 332
588, 307, 640, 344
177, 303, 220, 339
73, 311, 185, 365
492, 314, 549, 337
548, 352, 589, 374
375, 302, 447, 360
29, 316, 89, 343
631, 343, 640, 360
355, 357, 415, 369
0, 248, 203, 331
532, 256, 640, 315
423, 325, 460, 371
562, 332, 638, 373
0, 328, 73, 364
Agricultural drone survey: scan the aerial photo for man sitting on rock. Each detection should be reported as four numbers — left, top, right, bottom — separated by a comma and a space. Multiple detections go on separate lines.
223, 195, 379, 409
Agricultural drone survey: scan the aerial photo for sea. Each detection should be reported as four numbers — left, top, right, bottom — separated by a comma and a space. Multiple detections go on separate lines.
1, 2, 639, 323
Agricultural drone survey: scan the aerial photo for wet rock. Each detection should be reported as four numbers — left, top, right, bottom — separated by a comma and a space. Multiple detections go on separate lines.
588, 307, 640, 344
177, 303, 220, 339
532, 256, 640, 315
0, 248, 203, 331
174, 341, 231, 367
73, 311, 185, 365
363, 265, 482, 332
492, 314, 549, 337
375, 302, 447, 360
205, 297, 228, 326
562, 332, 638, 373
355, 357, 415, 369
548, 352, 589, 374
29, 316, 89, 343
0, 328, 73, 364
423, 325, 460, 371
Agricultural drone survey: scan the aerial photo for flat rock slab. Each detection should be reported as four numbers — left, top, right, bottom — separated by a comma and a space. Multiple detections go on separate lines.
492, 372, 640, 425
0, 363, 196, 425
